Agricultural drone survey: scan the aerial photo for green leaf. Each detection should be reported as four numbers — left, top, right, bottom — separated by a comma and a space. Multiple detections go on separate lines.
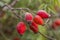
48, 7, 57, 15
37, 25, 48, 40
38, 25, 47, 34
38, 3, 45, 10
21, 30, 38, 40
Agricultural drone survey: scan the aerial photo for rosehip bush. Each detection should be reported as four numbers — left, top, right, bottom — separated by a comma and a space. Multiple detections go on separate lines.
0, 0, 60, 40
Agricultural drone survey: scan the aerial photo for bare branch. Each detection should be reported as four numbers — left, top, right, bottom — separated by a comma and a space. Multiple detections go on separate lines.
38, 32, 55, 40
10, 0, 19, 7
3, 4, 25, 21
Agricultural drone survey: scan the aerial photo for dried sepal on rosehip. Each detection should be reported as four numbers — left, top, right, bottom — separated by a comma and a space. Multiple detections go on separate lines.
33, 15, 44, 25
25, 12, 33, 22
37, 10, 51, 18
30, 21, 38, 33
16, 22, 26, 35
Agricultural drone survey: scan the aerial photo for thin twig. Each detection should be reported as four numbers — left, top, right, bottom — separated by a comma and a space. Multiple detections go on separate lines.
6, 8, 60, 18
11, 8, 36, 16
10, 0, 19, 7
3, 4, 25, 21
38, 32, 54, 40
11, 8, 28, 10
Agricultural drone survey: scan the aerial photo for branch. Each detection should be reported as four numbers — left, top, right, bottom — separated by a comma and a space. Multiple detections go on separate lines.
10, 0, 19, 7
38, 32, 55, 40
3, 4, 25, 21
10, 8, 36, 16
7, 8, 60, 18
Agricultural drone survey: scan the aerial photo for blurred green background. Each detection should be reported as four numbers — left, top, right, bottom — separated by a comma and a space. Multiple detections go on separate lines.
0, 0, 60, 40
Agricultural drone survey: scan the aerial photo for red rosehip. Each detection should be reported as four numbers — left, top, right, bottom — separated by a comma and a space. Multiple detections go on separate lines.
52, 23, 58, 29
16, 22, 26, 35
52, 19, 60, 29
37, 10, 51, 18
54, 19, 60, 26
25, 12, 33, 22
30, 21, 38, 33
33, 15, 44, 25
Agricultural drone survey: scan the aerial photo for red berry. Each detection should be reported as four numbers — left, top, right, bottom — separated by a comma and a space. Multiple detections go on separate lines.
33, 15, 44, 25
52, 19, 60, 29
52, 23, 58, 29
16, 22, 26, 35
30, 21, 38, 33
54, 19, 60, 26
25, 12, 33, 22
37, 10, 51, 18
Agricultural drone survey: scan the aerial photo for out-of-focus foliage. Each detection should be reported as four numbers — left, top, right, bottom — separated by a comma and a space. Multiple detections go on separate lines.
0, 0, 60, 40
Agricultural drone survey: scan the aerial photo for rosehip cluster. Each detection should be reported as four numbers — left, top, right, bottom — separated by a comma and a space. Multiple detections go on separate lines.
16, 10, 51, 35
52, 19, 60, 29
